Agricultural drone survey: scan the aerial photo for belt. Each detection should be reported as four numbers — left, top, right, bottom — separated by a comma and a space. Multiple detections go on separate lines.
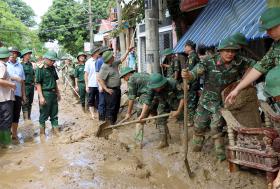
272, 96, 280, 103
42, 89, 56, 92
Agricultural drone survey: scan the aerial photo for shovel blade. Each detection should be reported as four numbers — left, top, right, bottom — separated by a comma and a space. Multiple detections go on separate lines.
96, 121, 112, 137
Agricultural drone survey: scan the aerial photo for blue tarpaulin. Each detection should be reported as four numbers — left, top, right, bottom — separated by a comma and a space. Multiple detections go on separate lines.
174, 0, 267, 53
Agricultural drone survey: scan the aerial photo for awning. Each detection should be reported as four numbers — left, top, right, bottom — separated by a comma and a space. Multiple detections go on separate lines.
174, 0, 267, 53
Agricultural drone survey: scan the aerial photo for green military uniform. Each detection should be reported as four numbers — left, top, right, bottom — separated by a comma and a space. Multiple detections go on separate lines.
74, 52, 87, 108
21, 49, 35, 120
36, 51, 59, 128
145, 74, 183, 148
189, 39, 253, 160
161, 48, 181, 80
186, 51, 200, 125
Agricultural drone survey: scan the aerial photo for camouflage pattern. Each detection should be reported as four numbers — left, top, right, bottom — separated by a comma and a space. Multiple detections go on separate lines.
166, 58, 181, 79
253, 41, 280, 74
144, 78, 184, 134
185, 51, 200, 125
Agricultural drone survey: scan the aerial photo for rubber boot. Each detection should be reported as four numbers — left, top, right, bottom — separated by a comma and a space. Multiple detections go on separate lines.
192, 133, 205, 152
135, 123, 144, 149
52, 127, 60, 136
213, 135, 226, 161
23, 111, 28, 121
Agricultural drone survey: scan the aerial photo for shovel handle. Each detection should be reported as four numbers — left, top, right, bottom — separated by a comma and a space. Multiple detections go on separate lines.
105, 113, 171, 130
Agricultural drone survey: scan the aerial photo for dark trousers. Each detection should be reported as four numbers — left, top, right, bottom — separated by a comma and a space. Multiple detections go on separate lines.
105, 87, 121, 124
98, 91, 106, 120
88, 87, 99, 109
0, 100, 14, 131
13, 96, 22, 123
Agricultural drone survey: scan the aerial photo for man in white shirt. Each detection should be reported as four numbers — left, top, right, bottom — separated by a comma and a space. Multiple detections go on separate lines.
84, 47, 100, 119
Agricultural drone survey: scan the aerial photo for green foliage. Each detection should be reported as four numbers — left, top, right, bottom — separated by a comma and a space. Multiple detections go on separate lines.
0, 1, 44, 56
39, 0, 112, 55
268, 0, 280, 7
2, 0, 36, 27
121, 0, 144, 27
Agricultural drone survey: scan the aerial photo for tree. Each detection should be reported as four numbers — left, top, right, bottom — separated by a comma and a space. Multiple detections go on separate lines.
0, 1, 44, 56
39, 0, 112, 55
2, 0, 36, 27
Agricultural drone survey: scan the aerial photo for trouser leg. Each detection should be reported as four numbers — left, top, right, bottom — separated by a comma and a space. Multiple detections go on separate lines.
156, 103, 169, 149
48, 92, 59, 128
12, 96, 22, 139
0, 101, 13, 145
39, 92, 51, 128
98, 92, 106, 121
105, 88, 121, 125
78, 82, 86, 110
188, 90, 198, 126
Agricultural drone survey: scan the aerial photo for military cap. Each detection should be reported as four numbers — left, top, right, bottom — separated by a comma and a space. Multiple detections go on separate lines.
259, 8, 280, 32
0, 47, 11, 59
148, 73, 167, 89
43, 50, 58, 61
102, 51, 114, 63
218, 38, 240, 51
161, 48, 174, 56
264, 65, 280, 97
9, 47, 21, 56
99, 46, 112, 54
76, 52, 87, 60
20, 48, 32, 58
119, 67, 135, 78
185, 40, 196, 49
230, 32, 248, 46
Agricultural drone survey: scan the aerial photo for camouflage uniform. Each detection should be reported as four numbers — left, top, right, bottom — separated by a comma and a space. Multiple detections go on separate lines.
185, 51, 200, 125
144, 78, 183, 139
166, 58, 181, 80
190, 53, 254, 160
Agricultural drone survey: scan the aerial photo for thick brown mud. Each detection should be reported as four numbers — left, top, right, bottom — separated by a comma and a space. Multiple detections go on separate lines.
0, 86, 267, 189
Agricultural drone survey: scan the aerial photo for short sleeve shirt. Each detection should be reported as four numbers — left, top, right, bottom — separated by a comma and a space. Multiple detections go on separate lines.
35, 63, 59, 90
74, 64, 85, 82
22, 61, 35, 85
0, 61, 15, 102
6, 61, 25, 97
84, 58, 98, 87
96, 57, 104, 72
99, 60, 121, 88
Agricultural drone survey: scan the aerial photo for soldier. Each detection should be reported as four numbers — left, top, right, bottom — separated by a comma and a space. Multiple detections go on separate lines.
74, 52, 87, 112
160, 48, 180, 80
184, 40, 200, 127
182, 37, 253, 161
35, 51, 61, 136
120, 67, 155, 148
20, 48, 35, 121
138, 73, 184, 149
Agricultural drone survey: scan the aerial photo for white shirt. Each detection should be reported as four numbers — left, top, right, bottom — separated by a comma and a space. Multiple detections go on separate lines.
84, 57, 98, 87
0, 61, 15, 102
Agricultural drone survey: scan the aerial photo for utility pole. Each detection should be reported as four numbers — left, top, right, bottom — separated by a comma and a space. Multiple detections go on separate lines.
116, 0, 126, 55
145, 0, 160, 74
89, 0, 94, 50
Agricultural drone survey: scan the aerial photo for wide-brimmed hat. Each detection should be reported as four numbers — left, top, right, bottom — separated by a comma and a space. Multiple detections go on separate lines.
259, 7, 280, 32
119, 67, 135, 78
0, 47, 11, 59
102, 50, 114, 63
20, 48, 32, 58
43, 50, 58, 61
230, 32, 248, 46
218, 38, 240, 51
148, 73, 167, 89
161, 48, 174, 56
9, 47, 21, 57
89, 47, 100, 55
76, 52, 87, 60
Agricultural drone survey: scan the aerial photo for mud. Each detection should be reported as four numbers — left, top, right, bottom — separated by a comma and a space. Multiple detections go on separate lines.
0, 85, 267, 189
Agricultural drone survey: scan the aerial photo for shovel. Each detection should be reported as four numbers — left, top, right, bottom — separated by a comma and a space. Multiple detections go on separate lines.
96, 113, 170, 137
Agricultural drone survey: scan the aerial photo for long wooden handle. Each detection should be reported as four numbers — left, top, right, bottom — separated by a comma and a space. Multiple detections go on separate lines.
105, 113, 170, 130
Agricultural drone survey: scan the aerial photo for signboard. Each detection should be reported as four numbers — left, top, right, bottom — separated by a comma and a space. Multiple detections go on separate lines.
180, 0, 208, 12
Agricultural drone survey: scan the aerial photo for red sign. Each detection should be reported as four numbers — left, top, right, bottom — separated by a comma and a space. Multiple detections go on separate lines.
180, 0, 208, 12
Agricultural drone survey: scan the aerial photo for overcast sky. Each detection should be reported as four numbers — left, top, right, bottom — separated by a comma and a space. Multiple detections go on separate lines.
22, 0, 53, 23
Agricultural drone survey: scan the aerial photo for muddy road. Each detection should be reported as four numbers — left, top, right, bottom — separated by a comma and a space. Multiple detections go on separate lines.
0, 86, 267, 189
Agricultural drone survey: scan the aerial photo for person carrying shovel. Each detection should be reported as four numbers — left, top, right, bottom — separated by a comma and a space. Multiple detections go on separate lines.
120, 67, 157, 148
138, 73, 184, 149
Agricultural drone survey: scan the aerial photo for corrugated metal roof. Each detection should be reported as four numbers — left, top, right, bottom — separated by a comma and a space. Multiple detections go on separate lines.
174, 0, 267, 53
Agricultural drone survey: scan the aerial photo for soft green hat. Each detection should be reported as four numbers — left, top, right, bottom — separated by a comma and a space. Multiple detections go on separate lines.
148, 73, 167, 89
89, 47, 100, 55
20, 48, 32, 58
264, 65, 280, 97
0, 47, 11, 59
102, 50, 114, 63
218, 38, 240, 51
119, 67, 135, 78
161, 48, 173, 56
43, 50, 58, 61
76, 52, 87, 60
230, 32, 248, 46
259, 8, 280, 32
